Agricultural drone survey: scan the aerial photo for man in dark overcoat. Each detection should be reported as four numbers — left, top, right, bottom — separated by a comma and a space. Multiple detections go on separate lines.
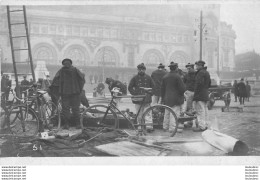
233, 80, 239, 102
161, 62, 185, 133
151, 63, 167, 105
128, 63, 155, 132
237, 78, 247, 105
193, 60, 211, 132
52, 58, 85, 129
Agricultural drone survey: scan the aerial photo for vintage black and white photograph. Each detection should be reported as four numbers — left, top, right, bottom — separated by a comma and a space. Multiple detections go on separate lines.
0, 2, 260, 159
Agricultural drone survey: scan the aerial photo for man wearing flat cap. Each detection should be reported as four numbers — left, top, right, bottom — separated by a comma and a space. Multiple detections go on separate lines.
128, 63, 155, 132
51, 58, 85, 129
151, 63, 167, 105
183, 63, 196, 113
193, 60, 211, 132
161, 62, 185, 133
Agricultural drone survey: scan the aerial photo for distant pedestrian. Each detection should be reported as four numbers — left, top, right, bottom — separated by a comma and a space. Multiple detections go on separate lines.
128, 63, 155, 132
4, 76, 12, 101
151, 63, 167, 105
237, 78, 247, 105
246, 81, 251, 102
52, 58, 85, 129
193, 60, 211, 132
233, 80, 239, 102
161, 62, 185, 133
96, 81, 105, 97
21, 75, 30, 97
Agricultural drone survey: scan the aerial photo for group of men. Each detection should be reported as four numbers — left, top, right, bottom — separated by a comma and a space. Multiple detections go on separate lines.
46, 58, 211, 132
128, 60, 211, 133
233, 79, 251, 105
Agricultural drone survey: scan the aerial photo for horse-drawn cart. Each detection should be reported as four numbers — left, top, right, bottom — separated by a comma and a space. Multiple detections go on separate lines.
208, 84, 233, 110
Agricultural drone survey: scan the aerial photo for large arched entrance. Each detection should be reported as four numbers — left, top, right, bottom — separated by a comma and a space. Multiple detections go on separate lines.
64, 45, 89, 66
95, 46, 120, 67
33, 43, 57, 64
142, 49, 165, 68
169, 51, 190, 67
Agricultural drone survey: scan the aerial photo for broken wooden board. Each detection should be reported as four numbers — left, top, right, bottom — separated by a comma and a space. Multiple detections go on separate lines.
95, 141, 168, 156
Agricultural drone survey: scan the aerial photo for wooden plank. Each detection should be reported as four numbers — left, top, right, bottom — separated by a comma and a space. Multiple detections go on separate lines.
95, 141, 162, 156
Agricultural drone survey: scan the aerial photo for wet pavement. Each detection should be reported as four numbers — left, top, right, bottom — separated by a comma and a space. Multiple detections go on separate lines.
99, 95, 260, 155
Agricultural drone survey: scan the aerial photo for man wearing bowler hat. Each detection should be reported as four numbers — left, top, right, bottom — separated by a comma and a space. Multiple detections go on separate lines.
52, 58, 85, 129
151, 63, 167, 105
161, 62, 185, 133
193, 60, 211, 132
128, 63, 155, 132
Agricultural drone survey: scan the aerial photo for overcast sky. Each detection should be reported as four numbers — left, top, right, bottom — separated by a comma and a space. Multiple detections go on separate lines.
220, 3, 260, 54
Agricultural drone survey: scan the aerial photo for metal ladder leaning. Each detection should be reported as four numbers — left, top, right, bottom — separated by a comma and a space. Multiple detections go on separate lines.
6, 5, 36, 97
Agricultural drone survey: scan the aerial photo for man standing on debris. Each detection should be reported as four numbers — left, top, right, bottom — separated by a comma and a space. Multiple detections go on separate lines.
128, 63, 155, 132
151, 63, 167, 105
193, 60, 211, 132
161, 62, 185, 133
52, 58, 85, 129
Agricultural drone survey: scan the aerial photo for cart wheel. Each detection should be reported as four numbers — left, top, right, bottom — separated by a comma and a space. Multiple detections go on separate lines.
80, 104, 118, 129
141, 105, 178, 137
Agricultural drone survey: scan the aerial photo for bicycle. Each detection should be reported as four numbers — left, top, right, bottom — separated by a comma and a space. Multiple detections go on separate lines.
6, 84, 61, 136
80, 87, 179, 137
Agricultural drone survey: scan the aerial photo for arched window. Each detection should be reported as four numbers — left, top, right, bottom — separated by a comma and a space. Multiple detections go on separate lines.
33, 44, 57, 64
64, 45, 89, 66
169, 51, 189, 67
142, 49, 164, 67
95, 46, 119, 67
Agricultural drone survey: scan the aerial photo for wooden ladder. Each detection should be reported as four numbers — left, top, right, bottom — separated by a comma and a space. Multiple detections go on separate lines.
6, 5, 36, 96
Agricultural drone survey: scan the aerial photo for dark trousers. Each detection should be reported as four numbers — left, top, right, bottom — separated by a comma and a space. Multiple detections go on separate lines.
239, 96, 245, 105
61, 94, 80, 126
234, 93, 238, 102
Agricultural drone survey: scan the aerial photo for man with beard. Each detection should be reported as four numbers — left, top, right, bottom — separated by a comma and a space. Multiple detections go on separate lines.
52, 58, 85, 129
193, 60, 211, 132
151, 63, 167, 105
128, 63, 155, 132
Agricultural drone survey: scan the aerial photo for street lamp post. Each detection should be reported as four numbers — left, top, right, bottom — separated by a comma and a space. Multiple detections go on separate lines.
199, 10, 203, 61
194, 10, 207, 62
102, 47, 105, 83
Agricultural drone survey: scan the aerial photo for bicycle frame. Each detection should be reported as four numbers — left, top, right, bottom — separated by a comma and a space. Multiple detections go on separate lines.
102, 94, 147, 131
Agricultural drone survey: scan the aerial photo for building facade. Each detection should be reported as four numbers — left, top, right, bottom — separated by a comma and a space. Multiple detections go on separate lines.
0, 5, 236, 84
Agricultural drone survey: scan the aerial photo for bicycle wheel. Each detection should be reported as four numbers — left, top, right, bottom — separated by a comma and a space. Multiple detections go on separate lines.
0, 106, 8, 129
7, 105, 39, 136
41, 101, 60, 129
141, 104, 178, 137
80, 104, 118, 128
